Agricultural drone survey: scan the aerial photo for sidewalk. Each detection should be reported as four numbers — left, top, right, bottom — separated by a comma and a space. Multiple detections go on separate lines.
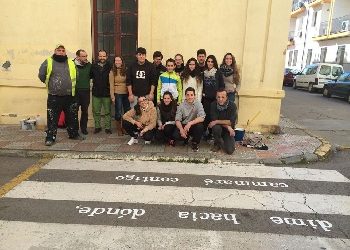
0, 117, 331, 164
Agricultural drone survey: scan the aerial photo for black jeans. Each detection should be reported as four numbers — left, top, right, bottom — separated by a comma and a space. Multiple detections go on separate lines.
212, 125, 235, 154
202, 96, 215, 130
122, 119, 155, 141
76, 89, 90, 131
173, 123, 204, 144
155, 124, 176, 142
46, 94, 79, 141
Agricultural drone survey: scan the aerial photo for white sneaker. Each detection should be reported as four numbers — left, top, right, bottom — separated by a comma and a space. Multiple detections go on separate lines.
144, 140, 151, 145
127, 137, 138, 145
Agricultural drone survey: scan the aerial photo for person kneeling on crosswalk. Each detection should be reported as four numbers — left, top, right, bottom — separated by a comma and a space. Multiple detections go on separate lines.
122, 96, 157, 145
173, 87, 205, 152
208, 88, 237, 154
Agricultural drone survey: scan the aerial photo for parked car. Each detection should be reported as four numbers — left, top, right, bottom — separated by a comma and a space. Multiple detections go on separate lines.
283, 68, 300, 86
294, 63, 344, 93
323, 72, 350, 103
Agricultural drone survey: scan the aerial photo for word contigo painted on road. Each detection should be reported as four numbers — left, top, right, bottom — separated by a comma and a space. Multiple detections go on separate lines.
76, 205, 145, 219
204, 178, 288, 188
178, 211, 240, 224
270, 216, 332, 232
115, 174, 179, 183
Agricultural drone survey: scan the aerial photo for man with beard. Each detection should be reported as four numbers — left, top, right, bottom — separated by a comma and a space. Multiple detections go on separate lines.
74, 49, 92, 135
91, 50, 112, 134
208, 89, 237, 155
197, 49, 206, 73
38, 44, 82, 146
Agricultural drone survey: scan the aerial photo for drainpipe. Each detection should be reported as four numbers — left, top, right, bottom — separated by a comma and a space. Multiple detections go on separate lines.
300, 2, 311, 70
326, 0, 336, 36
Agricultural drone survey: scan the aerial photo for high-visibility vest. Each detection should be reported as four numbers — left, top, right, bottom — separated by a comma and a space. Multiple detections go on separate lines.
45, 57, 77, 96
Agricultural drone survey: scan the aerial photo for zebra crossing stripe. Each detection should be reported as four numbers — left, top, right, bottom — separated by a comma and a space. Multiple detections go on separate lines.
42, 158, 350, 183
5, 181, 350, 215
0, 220, 349, 249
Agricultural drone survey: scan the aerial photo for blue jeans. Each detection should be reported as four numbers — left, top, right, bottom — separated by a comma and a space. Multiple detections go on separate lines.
115, 94, 130, 121
228, 92, 236, 104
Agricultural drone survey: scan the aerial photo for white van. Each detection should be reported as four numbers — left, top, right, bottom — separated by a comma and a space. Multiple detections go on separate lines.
294, 63, 344, 92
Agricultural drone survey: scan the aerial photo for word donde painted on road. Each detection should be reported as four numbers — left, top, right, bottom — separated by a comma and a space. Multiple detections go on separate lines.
178, 211, 240, 224
116, 174, 179, 183
76, 205, 145, 219
270, 216, 332, 232
204, 178, 288, 188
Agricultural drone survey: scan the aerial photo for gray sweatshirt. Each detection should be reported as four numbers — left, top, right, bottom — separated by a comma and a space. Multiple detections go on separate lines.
38, 59, 72, 96
175, 100, 206, 125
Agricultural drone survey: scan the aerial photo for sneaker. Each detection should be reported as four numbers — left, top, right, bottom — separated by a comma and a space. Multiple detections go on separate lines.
94, 128, 102, 134
127, 137, 138, 145
144, 140, 151, 145
191, 142, 199, 152
105, 129, 112, 134
45, 140, 55, 146
81, 129, 88, 135
211, 143, 221, 152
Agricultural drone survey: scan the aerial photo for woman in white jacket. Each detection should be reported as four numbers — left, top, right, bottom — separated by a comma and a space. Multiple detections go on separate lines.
181, 58, 203, 102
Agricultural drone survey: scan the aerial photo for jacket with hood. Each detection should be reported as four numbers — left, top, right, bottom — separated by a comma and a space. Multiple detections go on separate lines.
122, 101, 157, 131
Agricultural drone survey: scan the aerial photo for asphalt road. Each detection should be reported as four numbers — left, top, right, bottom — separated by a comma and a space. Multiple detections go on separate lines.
281, 87, 350, 148
0, 156, 349, 249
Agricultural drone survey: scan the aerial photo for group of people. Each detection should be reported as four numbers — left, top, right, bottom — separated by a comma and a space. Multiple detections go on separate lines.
38, 45, 240, 154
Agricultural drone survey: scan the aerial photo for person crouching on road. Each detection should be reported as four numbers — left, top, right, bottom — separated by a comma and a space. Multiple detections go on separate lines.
122, 97, 157, 145
91, 50, 112, 134
155, 91, 177, 146
38, 44, 82, 146
209, 89, 237, 155
173, 87, 205, 152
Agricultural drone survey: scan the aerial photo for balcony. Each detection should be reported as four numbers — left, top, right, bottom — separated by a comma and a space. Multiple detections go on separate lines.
291, 0, 306, 17
331, 15, 350, 34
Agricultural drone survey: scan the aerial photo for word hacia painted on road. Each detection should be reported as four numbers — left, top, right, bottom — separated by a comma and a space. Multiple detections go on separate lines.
204, 178, 288, 188
76, 205, 145, 219
270, 216, 332, 232
116, 174, 179, 183
178, 211, 240, 224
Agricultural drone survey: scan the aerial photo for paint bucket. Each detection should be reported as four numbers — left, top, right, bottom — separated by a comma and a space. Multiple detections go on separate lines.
234, 128, 245, 141
20, 119, 36, 130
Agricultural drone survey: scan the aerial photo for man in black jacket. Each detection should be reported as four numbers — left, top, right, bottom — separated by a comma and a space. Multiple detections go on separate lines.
91, 50, 112, 134
126, 47, 157, 107
209, 89, 237, 155
153, 50, 166, 105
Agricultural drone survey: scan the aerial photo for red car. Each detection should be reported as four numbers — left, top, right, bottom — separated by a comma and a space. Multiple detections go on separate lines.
283, 68, 300, 87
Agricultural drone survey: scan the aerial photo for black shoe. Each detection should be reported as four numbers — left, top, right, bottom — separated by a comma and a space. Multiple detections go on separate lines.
94, 128, 102, 134
191, 142, 199, 152
45, 140, 55, 146
105, 129, 112, 134
69, 134, 85, 141
81, 129, 88, 135
211, 143, 221, 152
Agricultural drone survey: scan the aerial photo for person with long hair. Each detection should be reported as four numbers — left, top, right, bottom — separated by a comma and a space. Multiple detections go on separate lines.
220, 53, 240, 103
202, 55, 224, 139
174, 53, 185, 76
155, 91, 177, 146
122, 96, 157, 145
109, 56, 130, 136
182, 58, 203, 102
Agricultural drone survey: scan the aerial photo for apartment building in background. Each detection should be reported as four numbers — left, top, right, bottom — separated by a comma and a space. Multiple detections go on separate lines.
286, 0, 350, 71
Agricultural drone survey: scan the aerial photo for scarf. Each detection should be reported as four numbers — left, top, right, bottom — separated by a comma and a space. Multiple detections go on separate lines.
217, 100, 229, 111
220, 64, 234, 77
175, 64, 185, 74
52, 54, 68, 63
159, 101, 176, 123
189, 70, 196, 78
204, 67, 217, 78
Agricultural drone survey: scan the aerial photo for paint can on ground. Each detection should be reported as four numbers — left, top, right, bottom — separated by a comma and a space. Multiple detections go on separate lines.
234, 128, 245, 141
20, 119, 36, 130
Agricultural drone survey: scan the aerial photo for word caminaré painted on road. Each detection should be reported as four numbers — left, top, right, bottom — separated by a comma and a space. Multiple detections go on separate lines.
115, 174, 179, 183
204, 178, 289, 188
76, 205, 145, 219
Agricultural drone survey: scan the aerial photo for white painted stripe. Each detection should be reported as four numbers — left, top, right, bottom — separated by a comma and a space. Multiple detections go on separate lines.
5, 181, 350, 215
0, 220, 349, 250
42, 158, 350, 183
